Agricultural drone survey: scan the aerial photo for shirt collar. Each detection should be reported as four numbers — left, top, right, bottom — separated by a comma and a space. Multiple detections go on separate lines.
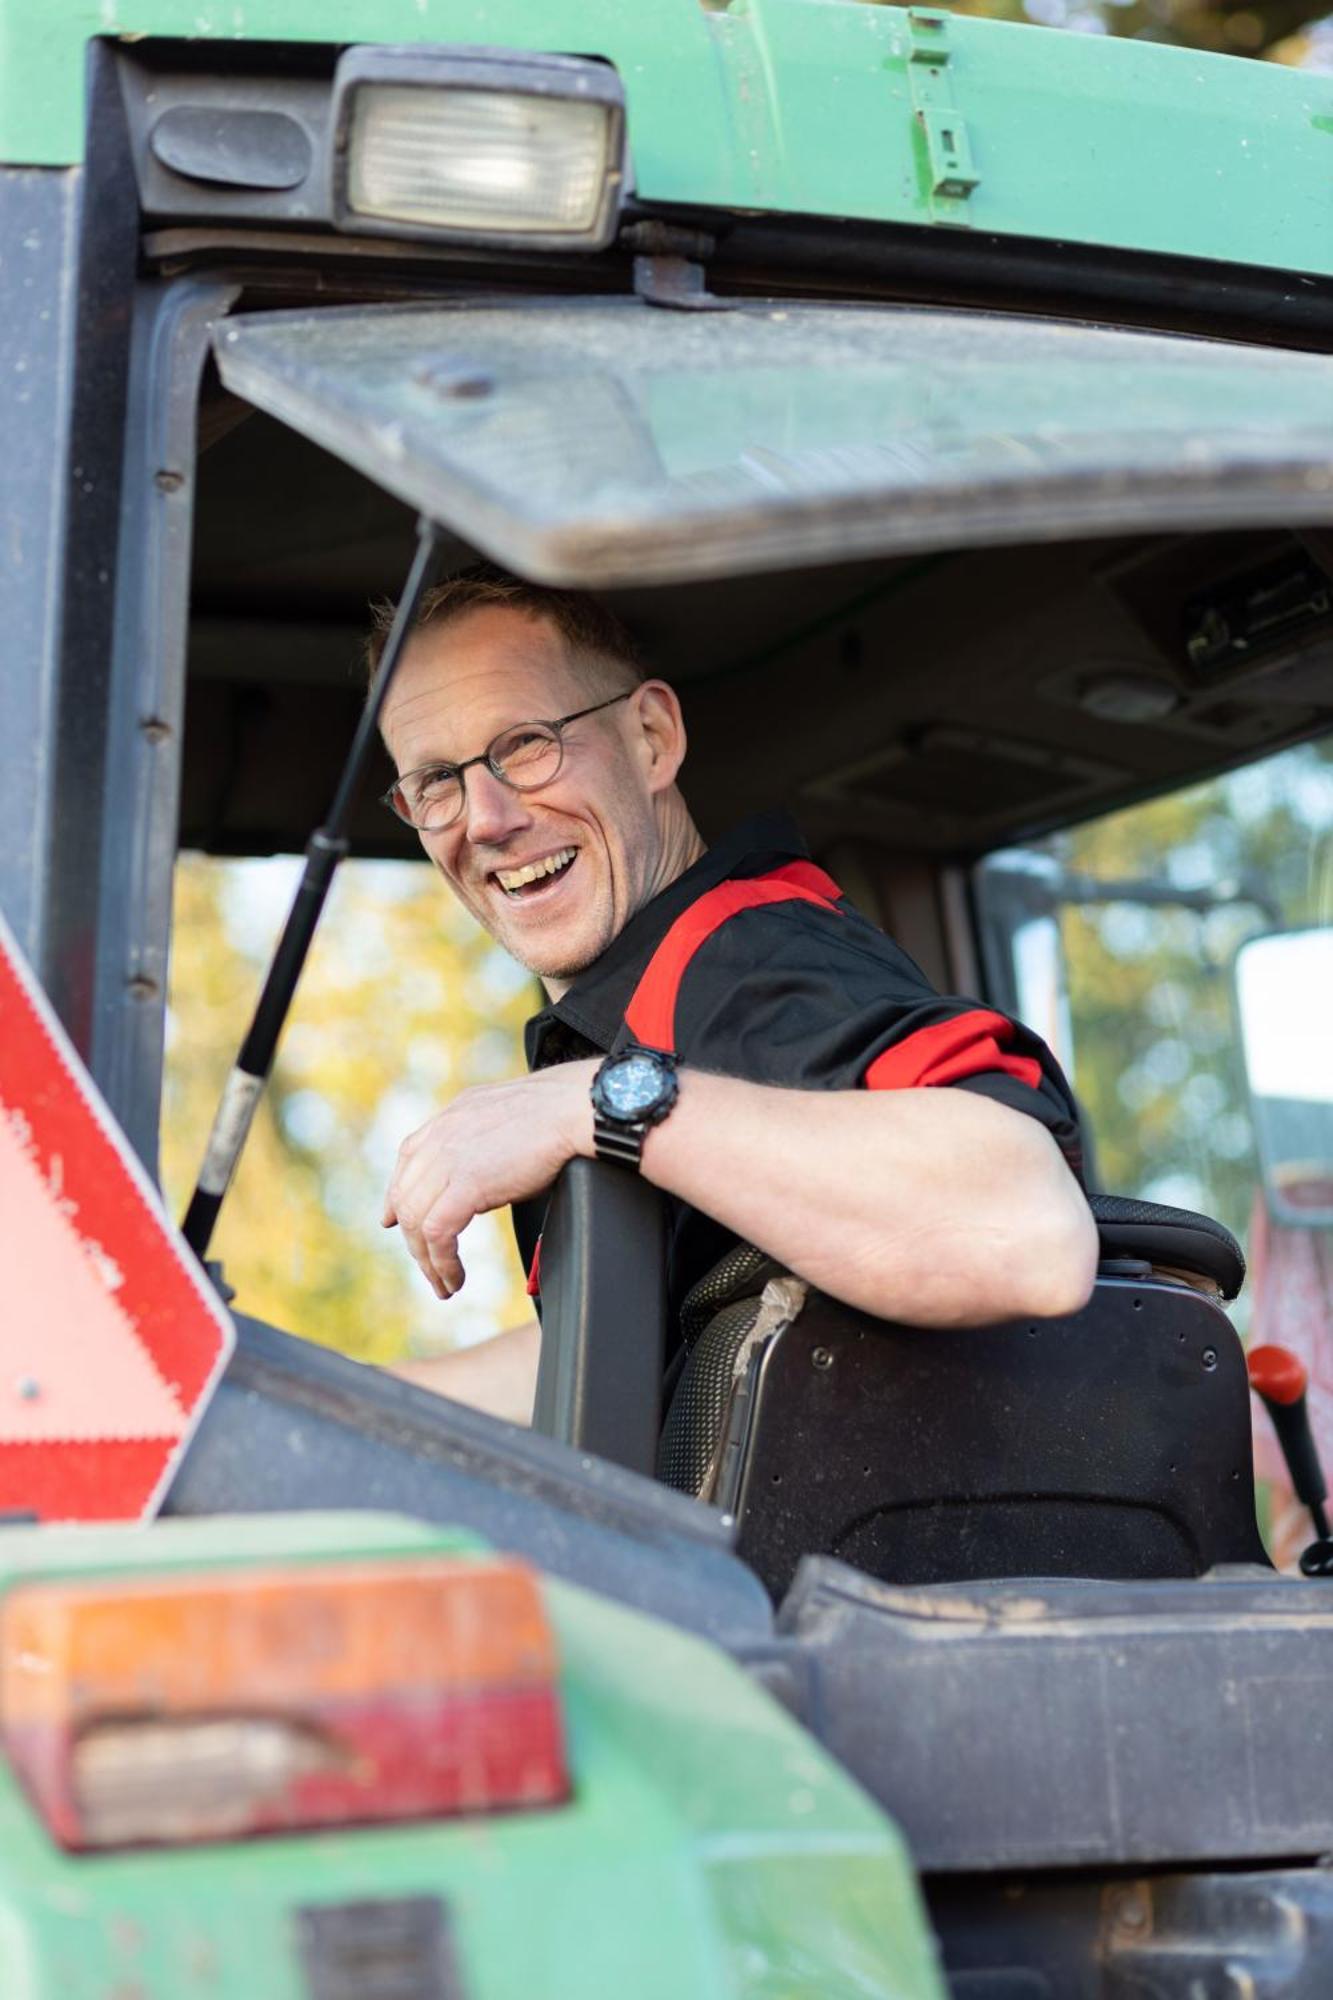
524, 809, 811, 1068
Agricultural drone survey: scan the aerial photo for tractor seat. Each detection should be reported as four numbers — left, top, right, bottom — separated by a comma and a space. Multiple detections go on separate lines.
660, 1194, 1247, 1496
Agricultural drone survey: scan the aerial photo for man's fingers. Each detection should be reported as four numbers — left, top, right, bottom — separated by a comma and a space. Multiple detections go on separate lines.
384, 1140, 437, 1245
383, 1081, 560, 1297
383, 1117, 439, 1230
422, 1201, 466, 1296
392, 1185, 469, 1300
389, 1192, 439, 1297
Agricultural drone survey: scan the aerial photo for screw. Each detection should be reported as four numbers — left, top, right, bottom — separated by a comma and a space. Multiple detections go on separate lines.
126, 975, 159, 1001
140, 717, 171, 743
154, 468, 185, 493
16, 1377, 40, 1401
812, 1347, 834, 1371
1202, 1347, 1218, 1371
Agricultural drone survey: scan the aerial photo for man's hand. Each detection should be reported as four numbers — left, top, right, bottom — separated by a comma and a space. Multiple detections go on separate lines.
382, 1060, 596, 1297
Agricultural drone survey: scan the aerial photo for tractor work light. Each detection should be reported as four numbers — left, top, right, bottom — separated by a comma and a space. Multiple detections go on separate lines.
331, 47, 626, 251
0, 1556, 568, 1849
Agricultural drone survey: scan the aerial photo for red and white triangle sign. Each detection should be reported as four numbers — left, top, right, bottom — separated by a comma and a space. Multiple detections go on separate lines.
0, 906, 233, 1520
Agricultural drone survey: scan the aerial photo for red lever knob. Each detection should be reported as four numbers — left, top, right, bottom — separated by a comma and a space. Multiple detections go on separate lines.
1248, 1343, 1309, 1408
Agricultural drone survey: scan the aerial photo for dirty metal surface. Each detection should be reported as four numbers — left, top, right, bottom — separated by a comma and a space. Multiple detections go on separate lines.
215, 298, 1333, 588
781, 1560, 1333, 1872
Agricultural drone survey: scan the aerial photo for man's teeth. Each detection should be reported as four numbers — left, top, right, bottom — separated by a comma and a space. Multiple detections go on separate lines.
496, 847, 577, 894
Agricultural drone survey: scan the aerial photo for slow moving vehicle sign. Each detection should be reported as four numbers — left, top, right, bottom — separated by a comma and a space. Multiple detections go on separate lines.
0, 908, 233, 1520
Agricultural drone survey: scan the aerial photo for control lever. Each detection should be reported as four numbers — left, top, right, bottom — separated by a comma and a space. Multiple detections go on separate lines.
1247, 1344, 1333, 1576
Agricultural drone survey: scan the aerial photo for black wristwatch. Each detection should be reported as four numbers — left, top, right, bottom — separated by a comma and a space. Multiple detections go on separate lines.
591, 1045, 680, 1169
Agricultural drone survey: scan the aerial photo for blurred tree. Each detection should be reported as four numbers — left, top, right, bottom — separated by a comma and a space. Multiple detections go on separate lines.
1031, 736, 1333, 1255
946, 0, 1333, 67
161, 854, 536, 1366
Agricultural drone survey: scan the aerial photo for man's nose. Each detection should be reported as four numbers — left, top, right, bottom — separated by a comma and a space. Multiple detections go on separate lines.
460, 762, 532, 845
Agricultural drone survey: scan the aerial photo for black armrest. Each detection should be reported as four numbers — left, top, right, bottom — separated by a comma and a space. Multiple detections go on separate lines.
531, 1158, 668, 1476
1090, 1193, 1245, 1301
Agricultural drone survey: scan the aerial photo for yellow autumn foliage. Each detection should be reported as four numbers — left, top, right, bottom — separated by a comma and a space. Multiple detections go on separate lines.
160, 853, 536, 1365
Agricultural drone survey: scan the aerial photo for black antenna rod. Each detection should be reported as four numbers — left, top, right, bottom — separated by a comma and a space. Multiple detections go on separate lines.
182, 517, 444, 1261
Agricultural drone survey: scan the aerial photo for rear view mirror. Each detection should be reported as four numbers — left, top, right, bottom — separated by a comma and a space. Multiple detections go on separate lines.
1235, 928, 1333, 1229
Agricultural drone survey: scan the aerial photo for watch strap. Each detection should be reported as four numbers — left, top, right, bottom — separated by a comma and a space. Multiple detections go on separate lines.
592, 1113, 649, 1168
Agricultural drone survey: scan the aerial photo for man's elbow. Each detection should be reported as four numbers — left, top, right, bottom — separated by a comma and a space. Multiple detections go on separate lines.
1017, 1166, 1099, 1320
967, 1115, 1099, 1323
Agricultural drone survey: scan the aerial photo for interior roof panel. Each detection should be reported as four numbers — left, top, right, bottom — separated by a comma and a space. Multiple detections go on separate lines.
183, 405, 1333, 861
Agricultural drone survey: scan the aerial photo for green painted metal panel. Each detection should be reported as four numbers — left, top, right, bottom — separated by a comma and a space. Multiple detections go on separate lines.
0, 1512, 943, 2000
214, 297, 1333, 587
2, 0, 1333, 279
703, 2, 1333, 270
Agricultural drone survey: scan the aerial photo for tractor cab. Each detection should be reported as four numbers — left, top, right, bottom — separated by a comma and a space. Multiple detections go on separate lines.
163, 275, 1333, 1984
181, 285, 1318, 1595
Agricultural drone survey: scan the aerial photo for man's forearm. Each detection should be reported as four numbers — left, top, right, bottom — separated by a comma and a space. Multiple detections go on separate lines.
386, 1319, 540, 1424
573, 1071, 1098, 1327
385, 1059, 1098, 1323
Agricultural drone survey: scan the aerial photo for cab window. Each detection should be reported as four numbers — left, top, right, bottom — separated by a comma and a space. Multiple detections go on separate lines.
976, 729, 1333, 1315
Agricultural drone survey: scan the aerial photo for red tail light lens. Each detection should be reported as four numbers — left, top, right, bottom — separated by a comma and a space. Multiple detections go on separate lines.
0, 1556, 568, 1848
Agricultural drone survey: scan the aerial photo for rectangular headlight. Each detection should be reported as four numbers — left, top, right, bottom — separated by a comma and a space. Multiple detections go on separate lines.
332, 47, 626, 251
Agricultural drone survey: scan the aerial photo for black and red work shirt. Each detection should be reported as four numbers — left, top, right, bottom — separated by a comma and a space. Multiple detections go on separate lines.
515, 811, 1082, 1365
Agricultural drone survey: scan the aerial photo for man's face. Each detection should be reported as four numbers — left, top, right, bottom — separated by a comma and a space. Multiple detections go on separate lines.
381, 605, 681, 987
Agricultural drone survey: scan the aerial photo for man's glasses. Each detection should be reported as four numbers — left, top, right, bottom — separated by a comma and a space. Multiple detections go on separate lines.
381, 692, 634, 832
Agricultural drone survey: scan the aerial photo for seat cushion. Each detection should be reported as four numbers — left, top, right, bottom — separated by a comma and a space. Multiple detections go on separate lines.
658, 1296, 760, 1495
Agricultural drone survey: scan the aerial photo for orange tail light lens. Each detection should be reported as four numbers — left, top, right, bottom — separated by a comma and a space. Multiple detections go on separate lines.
0, 1556, 568, 1849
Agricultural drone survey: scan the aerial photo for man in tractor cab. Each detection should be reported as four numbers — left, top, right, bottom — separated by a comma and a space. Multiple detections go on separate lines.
375, 567, 1098, 1421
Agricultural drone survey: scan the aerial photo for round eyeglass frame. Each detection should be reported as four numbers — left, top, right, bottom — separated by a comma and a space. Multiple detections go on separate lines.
381, 691, 634, 831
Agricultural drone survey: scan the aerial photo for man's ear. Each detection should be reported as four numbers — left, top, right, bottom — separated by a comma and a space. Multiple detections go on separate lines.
633, 680, 688, 795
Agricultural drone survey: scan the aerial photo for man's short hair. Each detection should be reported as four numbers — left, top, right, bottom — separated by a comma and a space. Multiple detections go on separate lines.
365, 561, 645, 696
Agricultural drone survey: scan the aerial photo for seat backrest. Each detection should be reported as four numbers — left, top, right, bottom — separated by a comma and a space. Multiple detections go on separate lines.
725, 1277, 1266, 1599
660, 1198, 1266, 1600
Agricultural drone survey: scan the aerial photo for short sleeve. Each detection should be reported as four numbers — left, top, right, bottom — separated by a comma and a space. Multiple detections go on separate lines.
670, 900, 1084, 1179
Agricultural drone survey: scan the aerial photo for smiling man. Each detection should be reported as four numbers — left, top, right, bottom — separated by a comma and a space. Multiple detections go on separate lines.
373, 566, 1097, 1423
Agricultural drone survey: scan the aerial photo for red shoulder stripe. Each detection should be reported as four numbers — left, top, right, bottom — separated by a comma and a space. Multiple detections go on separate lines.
625, 865, 843, 1053
864, 1007, 1042, 1093
761, 860, 845, 902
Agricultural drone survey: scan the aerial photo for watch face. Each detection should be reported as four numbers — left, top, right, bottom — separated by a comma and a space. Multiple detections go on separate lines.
601, 1054, 668, 1119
